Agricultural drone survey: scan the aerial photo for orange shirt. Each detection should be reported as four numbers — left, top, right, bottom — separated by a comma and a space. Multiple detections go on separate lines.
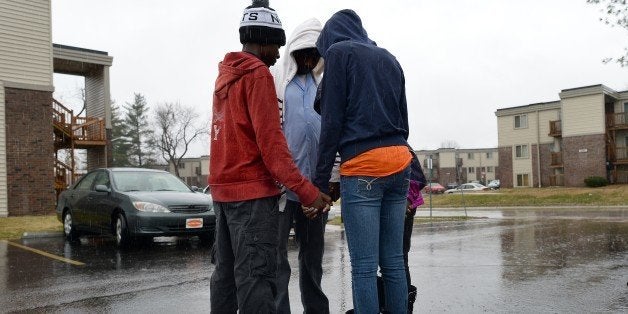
340, 145, 412, 177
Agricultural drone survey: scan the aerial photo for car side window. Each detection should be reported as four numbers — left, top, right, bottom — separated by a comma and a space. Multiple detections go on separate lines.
93, 171, 111, 189
75, 172, 98, 190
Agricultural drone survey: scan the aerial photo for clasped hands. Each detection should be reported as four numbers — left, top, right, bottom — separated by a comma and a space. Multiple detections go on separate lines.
301, 182, 340, 220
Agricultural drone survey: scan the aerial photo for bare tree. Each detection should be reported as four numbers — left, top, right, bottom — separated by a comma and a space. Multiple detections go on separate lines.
440, 140, 460, 149
153, 102, 209, 178
587, 0, 628, 66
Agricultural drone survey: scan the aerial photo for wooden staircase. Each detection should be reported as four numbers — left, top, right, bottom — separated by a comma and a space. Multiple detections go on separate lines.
53, 98, 107, 196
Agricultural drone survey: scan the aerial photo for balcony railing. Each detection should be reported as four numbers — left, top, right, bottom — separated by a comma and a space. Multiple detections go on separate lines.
615, 146, 628, 161
54, 159, 72, 191
549, 174, 564, 186
606, 112, 628, 129
52, 99, 73, 135
550, 152, 563, 167
548, 120, 562, 137
73, 117, 106, 143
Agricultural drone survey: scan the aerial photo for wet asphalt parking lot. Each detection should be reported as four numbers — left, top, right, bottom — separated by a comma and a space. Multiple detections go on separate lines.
1, 207, 626, 313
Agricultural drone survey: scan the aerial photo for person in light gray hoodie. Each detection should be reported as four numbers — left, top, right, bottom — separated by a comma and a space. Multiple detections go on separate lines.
272, 18, 336, 314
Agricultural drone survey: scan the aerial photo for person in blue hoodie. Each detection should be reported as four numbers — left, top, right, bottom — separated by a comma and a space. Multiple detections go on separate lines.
314, 9, 411, 314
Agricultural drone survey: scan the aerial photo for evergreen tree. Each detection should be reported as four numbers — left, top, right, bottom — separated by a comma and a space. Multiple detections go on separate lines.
123, 93, 156, 167
111, 101, 132, 166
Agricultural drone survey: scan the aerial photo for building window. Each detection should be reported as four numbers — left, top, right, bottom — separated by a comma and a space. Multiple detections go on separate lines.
468, 167, 475, 174
467, 153, 474, 160
480, 167, 486, 173
516, 174, 529, 187
514, 114, 528, 129
487, 166, 494, 173
515, 145, 529, 158
178, 163, 185, 169
486, 152, 493, 159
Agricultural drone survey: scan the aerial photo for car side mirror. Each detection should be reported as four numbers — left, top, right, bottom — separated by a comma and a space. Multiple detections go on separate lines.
191, 186, 199, 192
94, 184, 110, 193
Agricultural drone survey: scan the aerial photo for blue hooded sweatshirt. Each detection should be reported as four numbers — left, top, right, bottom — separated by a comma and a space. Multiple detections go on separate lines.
313, 9, 409, 192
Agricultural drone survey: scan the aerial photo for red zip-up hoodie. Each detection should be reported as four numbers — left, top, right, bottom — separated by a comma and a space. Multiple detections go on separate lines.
209, 51, 319, 206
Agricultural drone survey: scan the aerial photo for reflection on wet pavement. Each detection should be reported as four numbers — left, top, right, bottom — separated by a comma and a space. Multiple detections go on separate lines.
0, 208, 626, 312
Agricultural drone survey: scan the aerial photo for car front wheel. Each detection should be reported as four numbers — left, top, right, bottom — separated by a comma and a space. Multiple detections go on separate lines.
63, 211, 79, 241
115, 213, 130, 247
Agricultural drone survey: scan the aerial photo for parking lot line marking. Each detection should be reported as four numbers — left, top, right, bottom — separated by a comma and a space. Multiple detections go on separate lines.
3, 240, 85, 266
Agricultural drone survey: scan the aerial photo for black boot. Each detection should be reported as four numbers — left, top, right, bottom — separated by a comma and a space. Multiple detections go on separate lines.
407, 285, 417, 313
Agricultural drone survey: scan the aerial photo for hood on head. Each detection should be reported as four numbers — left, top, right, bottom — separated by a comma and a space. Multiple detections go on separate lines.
274, 18, 324, 99
316, 9, 375, 58
277, 18, 323, 82
285, 18, 322, 56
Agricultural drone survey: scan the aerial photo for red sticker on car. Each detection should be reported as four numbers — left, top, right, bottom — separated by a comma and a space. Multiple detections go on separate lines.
186, 218, 203, 229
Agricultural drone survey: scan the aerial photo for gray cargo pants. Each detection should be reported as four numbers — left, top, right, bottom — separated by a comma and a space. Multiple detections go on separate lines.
275, 199, 329, 314
210, 196, 279, 314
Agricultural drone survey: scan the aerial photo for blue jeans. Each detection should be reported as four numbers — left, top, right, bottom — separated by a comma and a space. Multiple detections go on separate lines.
341, 167, 409, 314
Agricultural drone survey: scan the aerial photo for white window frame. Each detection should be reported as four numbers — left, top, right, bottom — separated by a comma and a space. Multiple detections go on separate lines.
468, 167, 475, 174
467, 153, 474, 160
487, 166, 494, 173
515, 144, 529, 158
486, 152, 493, 159
514, 114, 528, 129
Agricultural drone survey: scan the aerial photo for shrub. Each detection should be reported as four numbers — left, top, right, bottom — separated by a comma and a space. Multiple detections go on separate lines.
584, 176, 608, 187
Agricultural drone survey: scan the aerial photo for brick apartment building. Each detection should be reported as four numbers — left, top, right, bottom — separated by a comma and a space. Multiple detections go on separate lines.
495, 84, 628, 188
168, 156, 209, 189
415, 148, 499, 186
0, 0, 113, 216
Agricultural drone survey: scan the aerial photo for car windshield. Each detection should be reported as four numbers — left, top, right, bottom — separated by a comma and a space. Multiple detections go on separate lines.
112, 171, 191, 192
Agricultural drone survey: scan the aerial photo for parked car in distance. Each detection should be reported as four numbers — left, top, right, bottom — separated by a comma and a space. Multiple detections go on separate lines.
56, 168, 216, 247
446, 183, 459, 190
487, 179, 500, 189
423, 182, 446, 194
444, 182, 489, 194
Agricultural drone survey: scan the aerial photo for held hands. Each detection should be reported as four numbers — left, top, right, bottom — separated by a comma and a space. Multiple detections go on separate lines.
302, 192, 332, 220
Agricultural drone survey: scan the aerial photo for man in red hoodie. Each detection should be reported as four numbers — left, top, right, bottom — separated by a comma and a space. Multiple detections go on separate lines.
208, 1, 331, 313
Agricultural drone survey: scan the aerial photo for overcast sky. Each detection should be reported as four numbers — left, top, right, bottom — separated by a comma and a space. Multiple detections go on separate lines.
51, 0, 627, 158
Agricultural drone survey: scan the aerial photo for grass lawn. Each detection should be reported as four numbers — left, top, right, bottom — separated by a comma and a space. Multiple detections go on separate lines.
424, 185, 628, 207
0, 215, 61, 240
